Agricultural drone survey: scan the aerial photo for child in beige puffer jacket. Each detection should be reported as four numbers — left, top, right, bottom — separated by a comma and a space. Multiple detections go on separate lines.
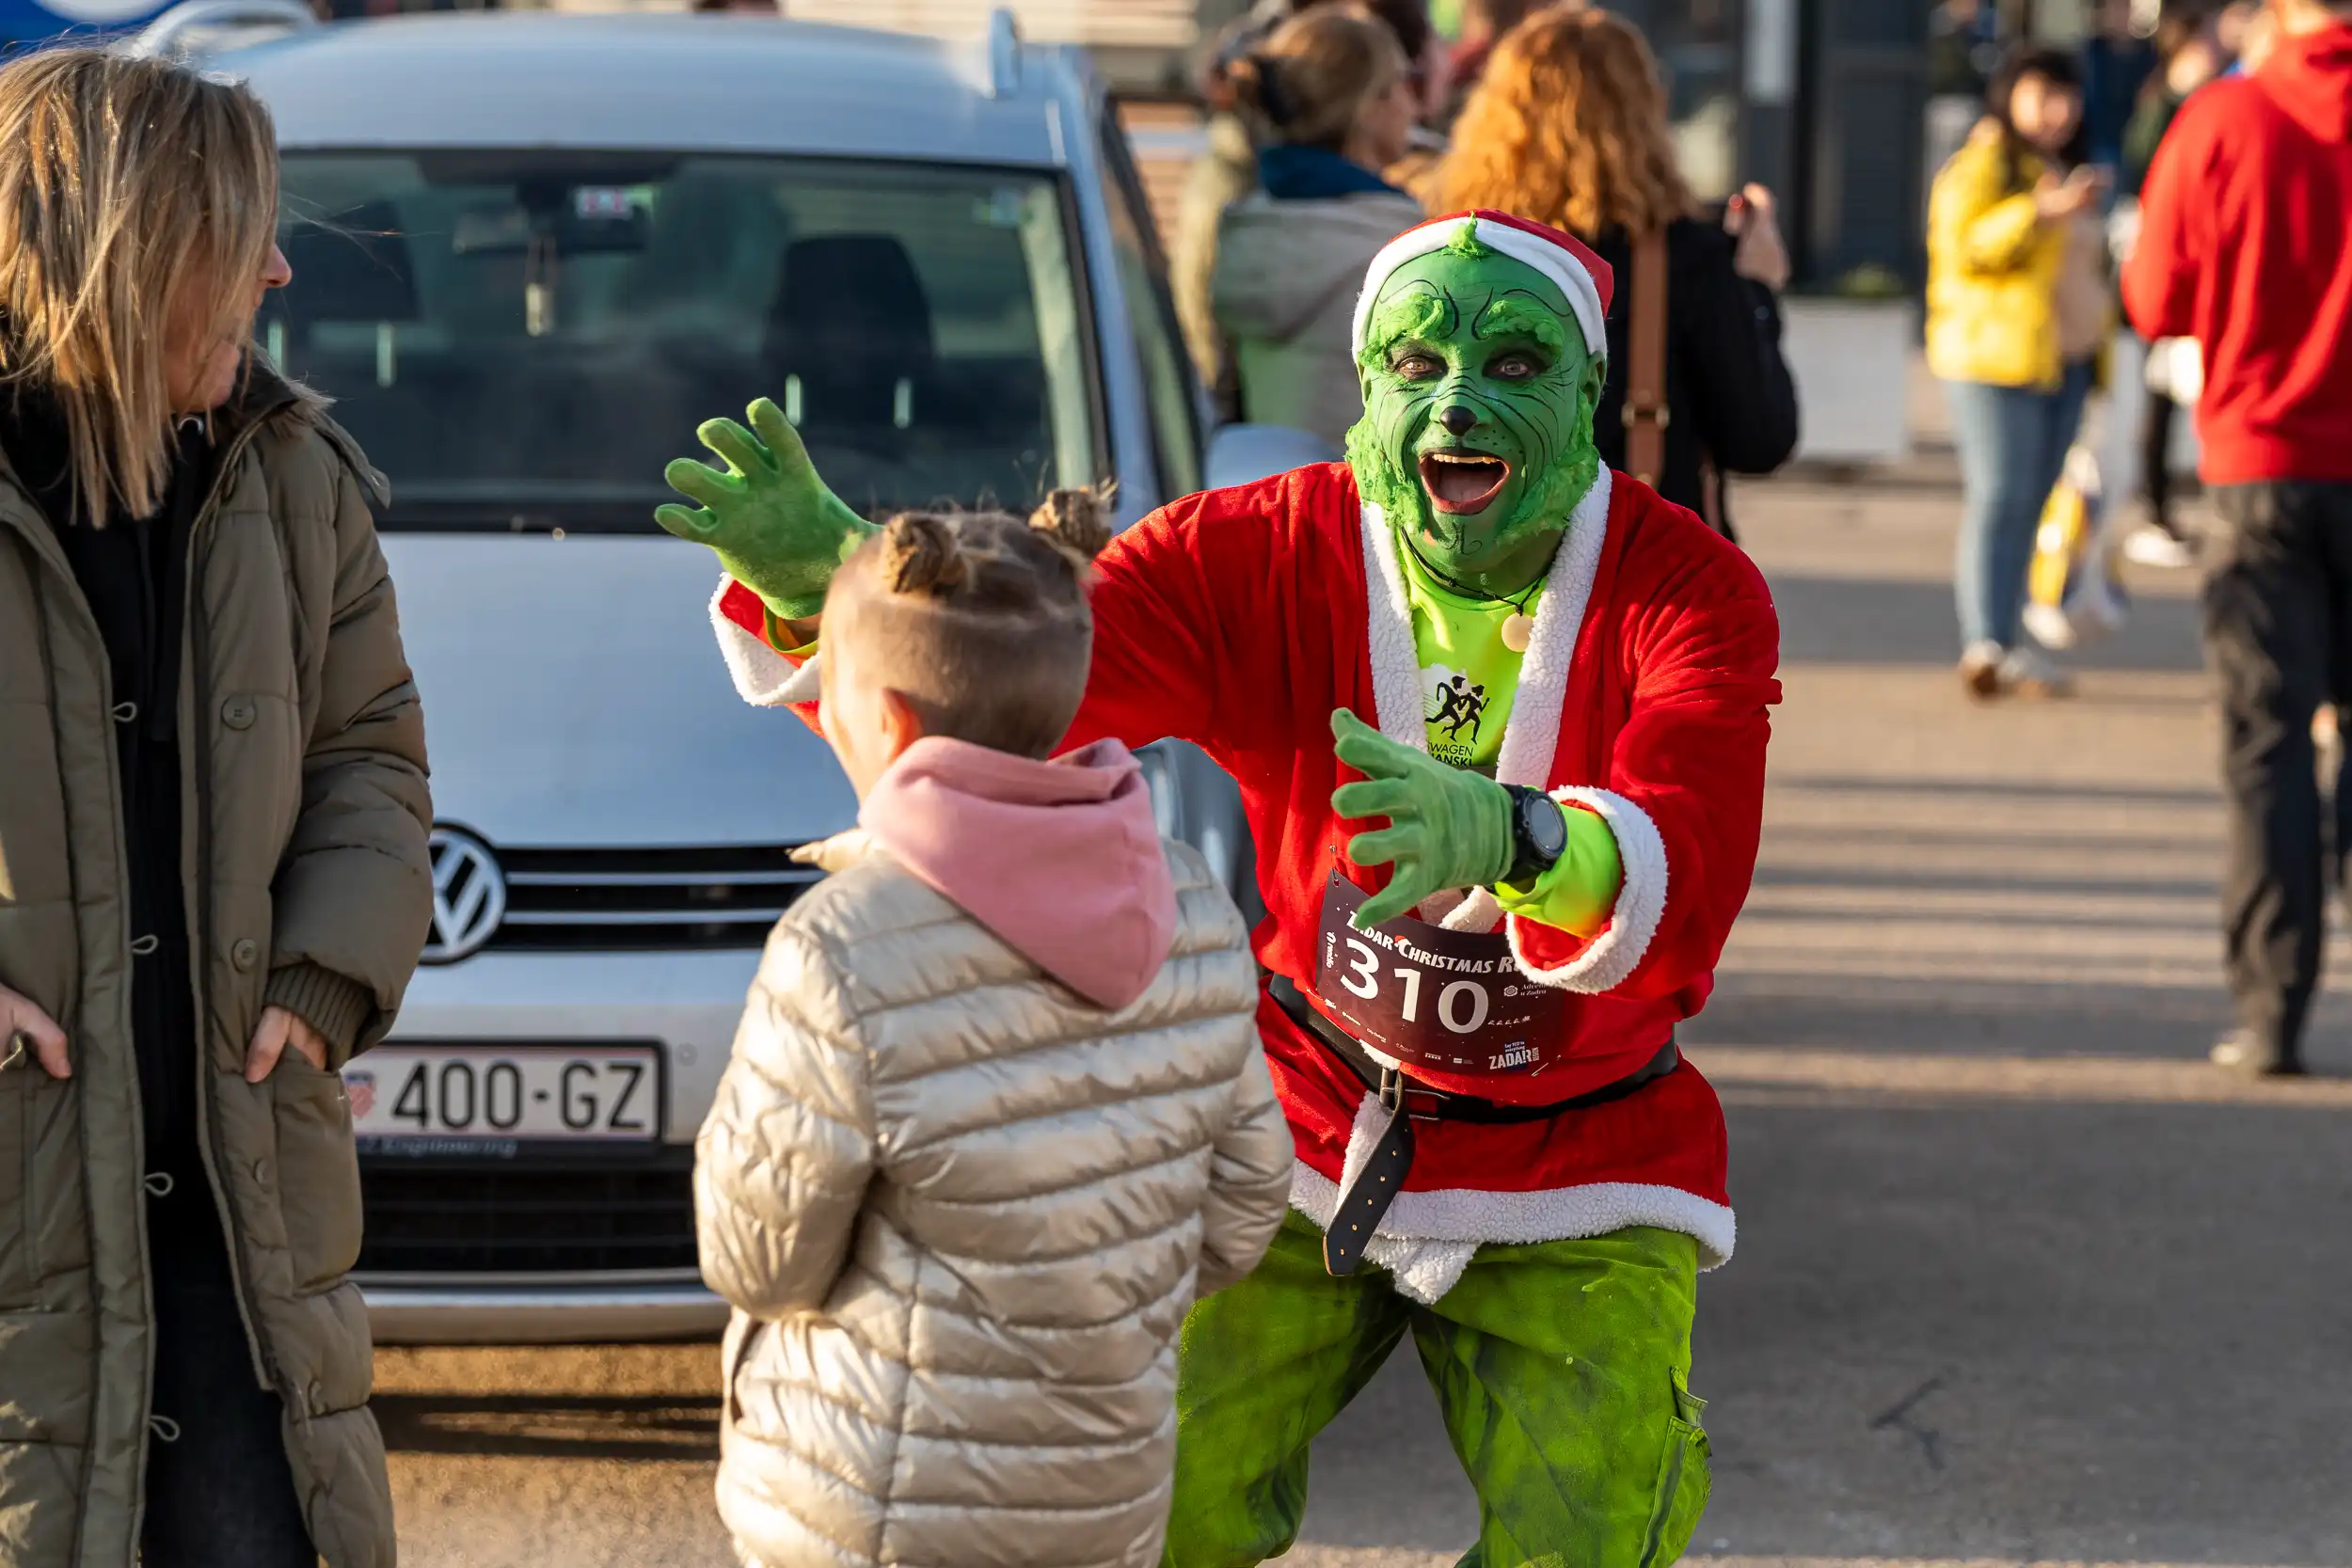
694, 495, 1295, 1568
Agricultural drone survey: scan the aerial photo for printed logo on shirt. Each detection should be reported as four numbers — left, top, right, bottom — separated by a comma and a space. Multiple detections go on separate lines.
1422, 664, 1489, 768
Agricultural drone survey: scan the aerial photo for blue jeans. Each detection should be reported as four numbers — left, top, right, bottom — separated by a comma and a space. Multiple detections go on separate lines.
1946, 361, 2095, 650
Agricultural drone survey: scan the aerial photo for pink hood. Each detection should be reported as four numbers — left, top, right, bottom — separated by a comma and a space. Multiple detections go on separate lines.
858, 736, 1177, 1010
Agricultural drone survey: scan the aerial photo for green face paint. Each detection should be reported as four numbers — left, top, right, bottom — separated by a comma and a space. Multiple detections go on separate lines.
1344, 230, 1607, 597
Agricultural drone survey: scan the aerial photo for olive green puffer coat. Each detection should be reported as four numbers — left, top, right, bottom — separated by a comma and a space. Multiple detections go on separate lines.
0, 372, 432, 1566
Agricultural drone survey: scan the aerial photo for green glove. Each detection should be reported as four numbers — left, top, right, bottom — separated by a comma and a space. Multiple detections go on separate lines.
655, 397, 876, 622
1328, 708, 1515, 930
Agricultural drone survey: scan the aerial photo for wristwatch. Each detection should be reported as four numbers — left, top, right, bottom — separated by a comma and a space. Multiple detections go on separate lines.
1501, 784, 1569, 887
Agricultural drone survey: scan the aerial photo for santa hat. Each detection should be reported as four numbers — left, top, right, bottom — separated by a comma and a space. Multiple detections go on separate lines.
1350, 210, 1613, 363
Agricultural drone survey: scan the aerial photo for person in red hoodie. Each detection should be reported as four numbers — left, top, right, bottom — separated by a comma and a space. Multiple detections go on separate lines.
2123, 0, 2352, 1076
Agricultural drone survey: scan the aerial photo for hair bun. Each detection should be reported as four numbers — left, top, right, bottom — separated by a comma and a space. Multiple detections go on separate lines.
1028, 487, 1113, 562
880, 512, 971, 595
1229, 53, 1295, 129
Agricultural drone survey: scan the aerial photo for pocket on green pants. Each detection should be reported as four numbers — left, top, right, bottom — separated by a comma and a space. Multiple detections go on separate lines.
1639, 1370, 1711, 1567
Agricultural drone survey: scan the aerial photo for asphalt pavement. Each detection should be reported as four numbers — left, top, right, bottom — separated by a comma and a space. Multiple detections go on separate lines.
377, 456, 2352, 1568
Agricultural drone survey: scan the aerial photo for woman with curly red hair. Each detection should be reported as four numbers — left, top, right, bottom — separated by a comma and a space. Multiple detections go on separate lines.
1437, 7, 1799, 535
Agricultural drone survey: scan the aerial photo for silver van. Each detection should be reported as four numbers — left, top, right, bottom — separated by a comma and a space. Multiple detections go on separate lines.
199, 5, 1263, 1341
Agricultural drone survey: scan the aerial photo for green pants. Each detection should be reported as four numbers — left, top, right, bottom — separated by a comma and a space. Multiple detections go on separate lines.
1166, 1214, 1710, 1568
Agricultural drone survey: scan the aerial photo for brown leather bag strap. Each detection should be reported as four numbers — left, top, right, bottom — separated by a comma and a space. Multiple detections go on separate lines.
1624, 227, 1670, 488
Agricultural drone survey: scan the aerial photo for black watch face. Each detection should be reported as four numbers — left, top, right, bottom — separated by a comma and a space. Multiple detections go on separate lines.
1523, 793, 1568, 860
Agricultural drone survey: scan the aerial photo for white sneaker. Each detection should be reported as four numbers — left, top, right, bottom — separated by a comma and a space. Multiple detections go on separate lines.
2211, 1032, 2304, 1077
1997, 645, 2075, 699
1958, 640, 2005, 700
2123, 525, 2196, 569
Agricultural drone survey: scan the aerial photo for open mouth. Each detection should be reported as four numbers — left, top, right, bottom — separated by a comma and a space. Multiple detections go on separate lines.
1418, 450, 1512, 515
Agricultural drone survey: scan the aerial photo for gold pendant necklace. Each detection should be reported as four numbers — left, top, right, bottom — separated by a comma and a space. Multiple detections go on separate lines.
1402, 537, 1542, 656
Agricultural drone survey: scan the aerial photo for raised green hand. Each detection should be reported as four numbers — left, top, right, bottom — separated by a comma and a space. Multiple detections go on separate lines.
655, 398, 875, 622
1328, 708, 1515, 930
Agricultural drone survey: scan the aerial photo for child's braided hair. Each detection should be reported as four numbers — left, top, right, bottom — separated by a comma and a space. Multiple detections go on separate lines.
831, 488, 1114, 758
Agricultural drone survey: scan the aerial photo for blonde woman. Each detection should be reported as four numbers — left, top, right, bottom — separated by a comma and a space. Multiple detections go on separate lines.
1211, 3, 1426, 448
0, 49, 429, 1566
1437, 7, 1799, 535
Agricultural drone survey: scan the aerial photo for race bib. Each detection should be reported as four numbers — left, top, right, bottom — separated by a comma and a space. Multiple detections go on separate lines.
1313, 874, 1569, 1077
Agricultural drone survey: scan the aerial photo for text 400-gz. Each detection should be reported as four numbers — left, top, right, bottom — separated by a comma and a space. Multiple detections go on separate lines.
348, 1048, 660, 1142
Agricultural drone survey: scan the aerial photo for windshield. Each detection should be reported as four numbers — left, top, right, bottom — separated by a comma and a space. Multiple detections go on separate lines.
270, 151, 1101, 531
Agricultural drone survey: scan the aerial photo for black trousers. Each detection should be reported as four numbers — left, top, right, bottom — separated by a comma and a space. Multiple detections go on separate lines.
2205, 481, 2352, 1068
2141, 383, 2180, 533
140, 1170, 317, 1568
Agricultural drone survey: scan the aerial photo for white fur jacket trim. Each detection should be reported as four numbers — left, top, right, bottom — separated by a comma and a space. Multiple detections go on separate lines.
1289, 1100, 1731, 1307
1288, 1097, 1736, 1305
710, 577, 821, 707
1507, 786, 1670, 993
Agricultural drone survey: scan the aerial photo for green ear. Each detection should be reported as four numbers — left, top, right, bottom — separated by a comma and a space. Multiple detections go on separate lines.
1444, 225, 1494, 262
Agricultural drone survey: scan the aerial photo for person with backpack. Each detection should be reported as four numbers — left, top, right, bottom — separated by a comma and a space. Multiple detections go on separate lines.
2123, 0, 2352, 1076
1433, 7, 1800, 539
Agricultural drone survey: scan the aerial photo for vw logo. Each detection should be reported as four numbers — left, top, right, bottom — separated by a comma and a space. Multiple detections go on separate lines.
421, 826, 506, 964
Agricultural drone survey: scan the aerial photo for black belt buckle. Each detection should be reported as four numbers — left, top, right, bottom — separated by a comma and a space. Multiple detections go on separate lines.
1271, 973, 1679, 1277
1323, 1067, 1416, 1276
1397, 1083, 1452, 1122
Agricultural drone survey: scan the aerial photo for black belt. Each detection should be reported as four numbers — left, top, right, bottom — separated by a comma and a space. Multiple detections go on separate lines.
1266, 974, 1679, 1275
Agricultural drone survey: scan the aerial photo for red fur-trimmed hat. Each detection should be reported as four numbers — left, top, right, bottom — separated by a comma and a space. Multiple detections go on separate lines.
1350, 209, 1614, 361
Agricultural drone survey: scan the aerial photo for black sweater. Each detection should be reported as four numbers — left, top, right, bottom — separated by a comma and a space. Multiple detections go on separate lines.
1587, 217, 1801, 533
0, 391, 217, 1206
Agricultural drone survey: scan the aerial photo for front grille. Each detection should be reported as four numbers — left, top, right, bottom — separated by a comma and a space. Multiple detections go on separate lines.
356, 1158, 697, 1275
489, 844, 821, 953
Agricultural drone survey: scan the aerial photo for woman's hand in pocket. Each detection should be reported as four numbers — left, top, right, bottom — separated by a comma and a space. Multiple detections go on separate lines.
1, 983, 68, 1079
245, 1004, 327, 1083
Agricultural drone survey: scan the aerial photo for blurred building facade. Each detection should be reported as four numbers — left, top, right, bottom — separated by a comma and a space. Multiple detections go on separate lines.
781, 0, 1197, 85
0, 0, 1936, 294
782, 0, 1931, 293
1760, 0, 1931, 293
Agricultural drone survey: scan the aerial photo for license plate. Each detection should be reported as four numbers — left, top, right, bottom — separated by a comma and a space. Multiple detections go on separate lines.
343, 1045, 660, 1145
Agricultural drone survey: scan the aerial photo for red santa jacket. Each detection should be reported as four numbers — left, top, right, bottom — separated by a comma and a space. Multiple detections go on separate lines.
713, 464, 1780, 1300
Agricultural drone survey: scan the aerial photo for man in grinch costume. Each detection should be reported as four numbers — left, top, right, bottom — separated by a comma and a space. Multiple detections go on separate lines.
665, 212, 1779, 1565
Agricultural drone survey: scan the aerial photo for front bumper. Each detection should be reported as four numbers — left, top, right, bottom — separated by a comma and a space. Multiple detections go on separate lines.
360, 1272, 727, 1344
390, 946, 763, 1142
359, 950, 760, 1344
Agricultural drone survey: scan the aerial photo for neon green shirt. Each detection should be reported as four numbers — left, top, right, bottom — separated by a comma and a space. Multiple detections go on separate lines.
1396, 541, 1530, 772
1395, 540, 1623, 938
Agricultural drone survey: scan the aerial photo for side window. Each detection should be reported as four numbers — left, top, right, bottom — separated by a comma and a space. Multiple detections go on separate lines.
1097, 111, 1205, 502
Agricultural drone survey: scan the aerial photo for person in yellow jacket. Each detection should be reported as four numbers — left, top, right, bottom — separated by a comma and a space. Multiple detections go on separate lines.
1928, 46, 2110, 699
